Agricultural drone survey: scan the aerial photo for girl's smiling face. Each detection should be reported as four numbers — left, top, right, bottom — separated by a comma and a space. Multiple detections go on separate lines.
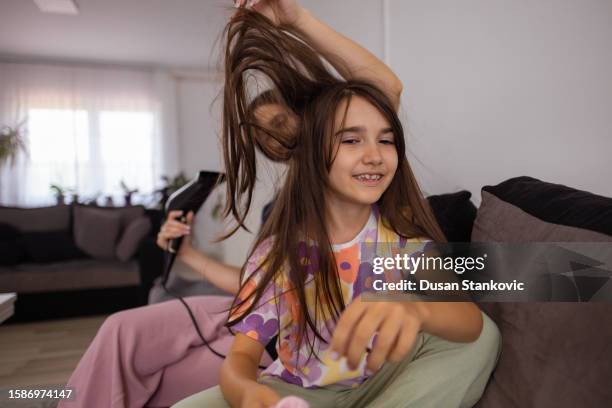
326, 95, 398, 208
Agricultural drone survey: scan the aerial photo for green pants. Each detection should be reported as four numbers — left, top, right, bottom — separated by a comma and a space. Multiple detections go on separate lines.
172, 312, 501, 408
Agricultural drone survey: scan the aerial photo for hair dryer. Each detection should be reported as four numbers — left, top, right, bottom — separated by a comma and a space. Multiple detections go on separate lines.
162, 170, 225, 287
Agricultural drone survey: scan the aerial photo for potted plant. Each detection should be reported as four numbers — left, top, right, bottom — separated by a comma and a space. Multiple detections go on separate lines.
50, 184, 69, 205
120, 180, 139, 206
82, 192, 101, 206
0, 119, 28, 168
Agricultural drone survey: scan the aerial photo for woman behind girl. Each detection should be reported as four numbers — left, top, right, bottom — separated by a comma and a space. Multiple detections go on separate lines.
174, 1, 500, 407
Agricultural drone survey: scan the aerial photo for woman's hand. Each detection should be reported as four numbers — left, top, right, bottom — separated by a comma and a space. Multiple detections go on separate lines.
156, 210, 194, 260
329, 297, 426, 373
235, 0, 305, 27
240, 383, 281, 408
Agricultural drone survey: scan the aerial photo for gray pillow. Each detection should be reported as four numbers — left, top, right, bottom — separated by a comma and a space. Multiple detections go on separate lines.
73, 207, 122, 259
472, 177, 612, 408
115, 216, 152, 262
74, 204, 145, 232
472, 191, 612, 242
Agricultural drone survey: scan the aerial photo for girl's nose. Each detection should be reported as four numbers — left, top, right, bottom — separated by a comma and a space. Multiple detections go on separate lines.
362, 141, 383, 165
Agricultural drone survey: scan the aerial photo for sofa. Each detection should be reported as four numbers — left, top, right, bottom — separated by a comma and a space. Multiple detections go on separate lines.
143, 176, 611, 407
428, 177, 612, 407
0, 204, 165, 322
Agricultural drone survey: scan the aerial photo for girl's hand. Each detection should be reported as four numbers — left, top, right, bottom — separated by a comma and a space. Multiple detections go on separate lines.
241, 383, 281, 408
235, 0, 304, 27
329, 297, 425, 374
156, 210, 194, 260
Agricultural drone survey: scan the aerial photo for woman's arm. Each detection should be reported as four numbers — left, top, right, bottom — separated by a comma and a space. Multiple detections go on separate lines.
220, 333, 281, 407
179, 248, 241, 295
247, 0, 403, 109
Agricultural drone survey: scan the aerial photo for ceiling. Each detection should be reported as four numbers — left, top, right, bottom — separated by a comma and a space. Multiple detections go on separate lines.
0, 0, 235, 69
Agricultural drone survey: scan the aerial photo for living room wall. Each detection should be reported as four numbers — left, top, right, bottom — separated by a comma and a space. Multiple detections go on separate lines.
386, 0, 612, 203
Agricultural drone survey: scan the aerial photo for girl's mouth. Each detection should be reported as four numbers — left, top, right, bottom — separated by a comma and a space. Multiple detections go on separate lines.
353, 173, 383, 186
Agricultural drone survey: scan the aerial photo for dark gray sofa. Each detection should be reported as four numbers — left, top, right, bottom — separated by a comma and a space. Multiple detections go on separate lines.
0, 204, 165, 322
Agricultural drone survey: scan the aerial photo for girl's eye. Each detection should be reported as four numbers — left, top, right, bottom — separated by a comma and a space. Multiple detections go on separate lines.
341, 138, 359, 144
379, 139, 395, 145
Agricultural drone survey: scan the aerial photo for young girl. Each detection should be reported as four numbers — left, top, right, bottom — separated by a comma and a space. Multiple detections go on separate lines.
174, 1, 500, 407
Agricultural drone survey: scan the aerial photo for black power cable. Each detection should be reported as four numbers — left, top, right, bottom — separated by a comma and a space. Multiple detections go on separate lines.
161, 253, 271, 370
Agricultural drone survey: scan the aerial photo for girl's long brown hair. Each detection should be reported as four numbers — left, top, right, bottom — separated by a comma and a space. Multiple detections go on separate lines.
222, 9, 446, 360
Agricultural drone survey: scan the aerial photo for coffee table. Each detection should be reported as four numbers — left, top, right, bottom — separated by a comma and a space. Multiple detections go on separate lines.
0, 292, 16, 324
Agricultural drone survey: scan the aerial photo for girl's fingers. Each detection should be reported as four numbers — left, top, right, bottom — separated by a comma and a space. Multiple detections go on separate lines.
330, 298, 367, 358
345, 308, 385, 370
387, 319, 418, 363
365, 313, 402, 372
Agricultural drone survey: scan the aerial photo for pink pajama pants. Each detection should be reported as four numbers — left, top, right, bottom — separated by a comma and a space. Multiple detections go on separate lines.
59, 296, 273, 408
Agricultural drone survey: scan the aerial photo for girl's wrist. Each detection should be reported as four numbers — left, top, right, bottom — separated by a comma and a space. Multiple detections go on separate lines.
404, 301, 430, 332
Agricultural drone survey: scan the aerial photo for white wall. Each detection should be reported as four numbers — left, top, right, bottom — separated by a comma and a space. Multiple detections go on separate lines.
176, 78, 223, 177
388, 0, 612, 203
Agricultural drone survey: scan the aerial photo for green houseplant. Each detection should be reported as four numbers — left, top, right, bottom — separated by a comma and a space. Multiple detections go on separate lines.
0, 120, 28, 168
49, 184, 73, 205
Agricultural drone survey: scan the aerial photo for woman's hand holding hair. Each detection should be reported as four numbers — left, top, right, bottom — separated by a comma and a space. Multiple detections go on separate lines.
238, 0, 403, 109
329, 297, 426, 374
235, 0, 305, 27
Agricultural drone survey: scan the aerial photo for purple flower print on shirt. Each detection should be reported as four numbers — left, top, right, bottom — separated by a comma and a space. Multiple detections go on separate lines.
280, 368, 304, 386
354, 261, 373, 297
235, 313, 278, 344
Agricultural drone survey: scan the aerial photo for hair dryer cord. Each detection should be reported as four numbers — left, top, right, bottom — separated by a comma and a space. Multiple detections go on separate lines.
161, 282, 270, 370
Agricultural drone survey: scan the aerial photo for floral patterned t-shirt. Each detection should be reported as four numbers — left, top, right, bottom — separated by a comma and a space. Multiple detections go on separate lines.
230, 206, 427, 388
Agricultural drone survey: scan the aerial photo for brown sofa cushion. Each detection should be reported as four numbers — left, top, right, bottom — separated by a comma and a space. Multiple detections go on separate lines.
473, 177, 612, 407
20, 230, 86, 263
75, 205, 145, 230
115, 216, 152, 262
73, 206, 122, 259
473, 191, 612, 243
0, 205, 71, 232
0, 259, 140, 293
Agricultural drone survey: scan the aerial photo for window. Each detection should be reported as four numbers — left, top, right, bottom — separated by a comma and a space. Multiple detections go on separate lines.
26, 108, 156, 204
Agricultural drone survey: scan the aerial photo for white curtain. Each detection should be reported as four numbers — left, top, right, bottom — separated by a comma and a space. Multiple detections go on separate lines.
0, 62, 179, 206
